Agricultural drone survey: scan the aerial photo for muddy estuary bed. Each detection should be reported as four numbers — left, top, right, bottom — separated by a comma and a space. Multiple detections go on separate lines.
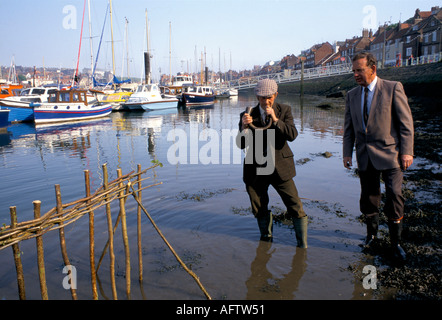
366, 95, 441, 300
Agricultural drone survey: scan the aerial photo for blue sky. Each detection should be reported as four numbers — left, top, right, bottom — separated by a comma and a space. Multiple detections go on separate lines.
0, 0, 438, 81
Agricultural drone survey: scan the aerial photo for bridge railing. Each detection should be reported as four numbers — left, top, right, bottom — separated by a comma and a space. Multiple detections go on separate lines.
217, 51, 442, 91
217, 63, 353, 90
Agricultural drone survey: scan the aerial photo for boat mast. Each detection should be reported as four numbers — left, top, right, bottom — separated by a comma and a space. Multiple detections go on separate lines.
125, 17, 130, 79
200, 52, 203, 85
144, 9, 151, 84
87, 0, 94, 86
169, 21, 172, 85
74, 0, 87, 86
109, 0, 116, 78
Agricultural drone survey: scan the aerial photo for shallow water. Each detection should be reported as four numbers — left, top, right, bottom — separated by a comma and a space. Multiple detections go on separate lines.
0, 93, 387, 300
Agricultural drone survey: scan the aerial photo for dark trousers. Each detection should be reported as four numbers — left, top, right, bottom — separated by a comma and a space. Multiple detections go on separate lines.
359, 159, 405, 221
246, 173, 306, 219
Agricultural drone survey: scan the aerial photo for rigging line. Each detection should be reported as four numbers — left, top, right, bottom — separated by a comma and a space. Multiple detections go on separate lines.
92, 4, 109, 78
75, 0, 87, 84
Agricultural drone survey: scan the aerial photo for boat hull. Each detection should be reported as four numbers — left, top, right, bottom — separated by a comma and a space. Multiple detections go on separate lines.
0, 104, 34, 122
124, 99, 178, 111
140, 99, 178, 111
182, 93, 215, 106
0, 109, 10, 127
33, 104, 112, 124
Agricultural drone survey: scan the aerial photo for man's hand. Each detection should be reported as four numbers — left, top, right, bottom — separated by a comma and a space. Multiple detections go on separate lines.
242, 113, 253, 130
400, 154, 413, 170
265, 106, 278, 122
343, 157, 352, 169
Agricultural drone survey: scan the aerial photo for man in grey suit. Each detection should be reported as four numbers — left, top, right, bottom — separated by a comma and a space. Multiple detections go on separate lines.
238, 79, 307, 247
343, 52, 414, 261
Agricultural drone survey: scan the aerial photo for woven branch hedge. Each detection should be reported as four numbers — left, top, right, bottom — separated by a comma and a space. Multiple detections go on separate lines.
0, 163, 212, 300
0, 165, 153, 250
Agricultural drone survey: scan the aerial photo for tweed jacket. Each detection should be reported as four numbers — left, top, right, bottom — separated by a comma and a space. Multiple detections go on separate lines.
343, 77, 414, 171
238, 102, 298, 184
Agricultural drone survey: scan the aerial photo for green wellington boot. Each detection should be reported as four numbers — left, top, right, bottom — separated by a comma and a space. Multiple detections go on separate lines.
362, 214, 379, 249
292, 216, 308, 248
388, 219, 406, 262
257, 211, 273, 242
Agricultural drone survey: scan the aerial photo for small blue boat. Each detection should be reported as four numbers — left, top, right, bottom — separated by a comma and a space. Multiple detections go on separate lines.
0, 109, 10, 127
32, 89, 112, 124
0, 105, 34, 122
0, 86, 58, 122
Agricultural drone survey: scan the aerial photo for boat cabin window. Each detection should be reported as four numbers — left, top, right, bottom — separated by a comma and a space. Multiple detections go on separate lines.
60, 92, 71, 102
1, 89, 9, 94
20, 89, 31, 96
136, 85, 150, 93
48, 89, 57, 95
32, 89, 46, 95
49, 93, 57, 102
73, 92, 80, 102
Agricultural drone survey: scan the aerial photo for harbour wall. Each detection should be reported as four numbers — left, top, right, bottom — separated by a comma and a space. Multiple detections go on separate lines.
273, 62, 442, 101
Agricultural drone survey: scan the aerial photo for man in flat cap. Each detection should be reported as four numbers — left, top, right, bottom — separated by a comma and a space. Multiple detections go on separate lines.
237, 79, 308, 247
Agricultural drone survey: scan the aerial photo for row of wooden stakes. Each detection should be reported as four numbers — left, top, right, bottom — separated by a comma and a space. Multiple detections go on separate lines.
0, 163, 211, 300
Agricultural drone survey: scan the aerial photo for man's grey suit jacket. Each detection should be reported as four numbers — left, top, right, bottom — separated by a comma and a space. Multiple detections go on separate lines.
343, 77, 414, 171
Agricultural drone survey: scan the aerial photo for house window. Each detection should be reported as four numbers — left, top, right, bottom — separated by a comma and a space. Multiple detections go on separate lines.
406, 47, 412, 57
406, 36, 411, 43
433, 31, 437, 42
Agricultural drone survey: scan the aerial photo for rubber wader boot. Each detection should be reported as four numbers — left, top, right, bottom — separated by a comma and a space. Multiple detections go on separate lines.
257, 211, 273, 242
388, 219, 406, 262
363, 214, 379, 248
292, 216, 308, 248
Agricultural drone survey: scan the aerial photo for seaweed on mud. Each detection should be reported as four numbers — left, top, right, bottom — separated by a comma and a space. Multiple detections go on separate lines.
177, 188, 235, 201
153, 248, 205, 274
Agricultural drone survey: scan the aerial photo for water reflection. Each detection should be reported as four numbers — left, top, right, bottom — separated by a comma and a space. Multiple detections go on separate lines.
246, 242, 307, 299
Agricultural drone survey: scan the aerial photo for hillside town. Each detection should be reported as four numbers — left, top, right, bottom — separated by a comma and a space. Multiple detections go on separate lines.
1, 6, 441, 88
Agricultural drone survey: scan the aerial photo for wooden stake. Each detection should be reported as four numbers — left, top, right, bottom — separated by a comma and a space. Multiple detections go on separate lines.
9, 206, 26, 300
117, 168, 131, 299
55, 184, 77, 300
33, 200, 48, 300
102, 163, 117, 300
129, 184, 212, 300
84, 170, 98, 300
137, 164, 143, 282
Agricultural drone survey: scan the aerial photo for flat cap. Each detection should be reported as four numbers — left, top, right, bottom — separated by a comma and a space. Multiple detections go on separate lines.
255, 79, 278, 96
